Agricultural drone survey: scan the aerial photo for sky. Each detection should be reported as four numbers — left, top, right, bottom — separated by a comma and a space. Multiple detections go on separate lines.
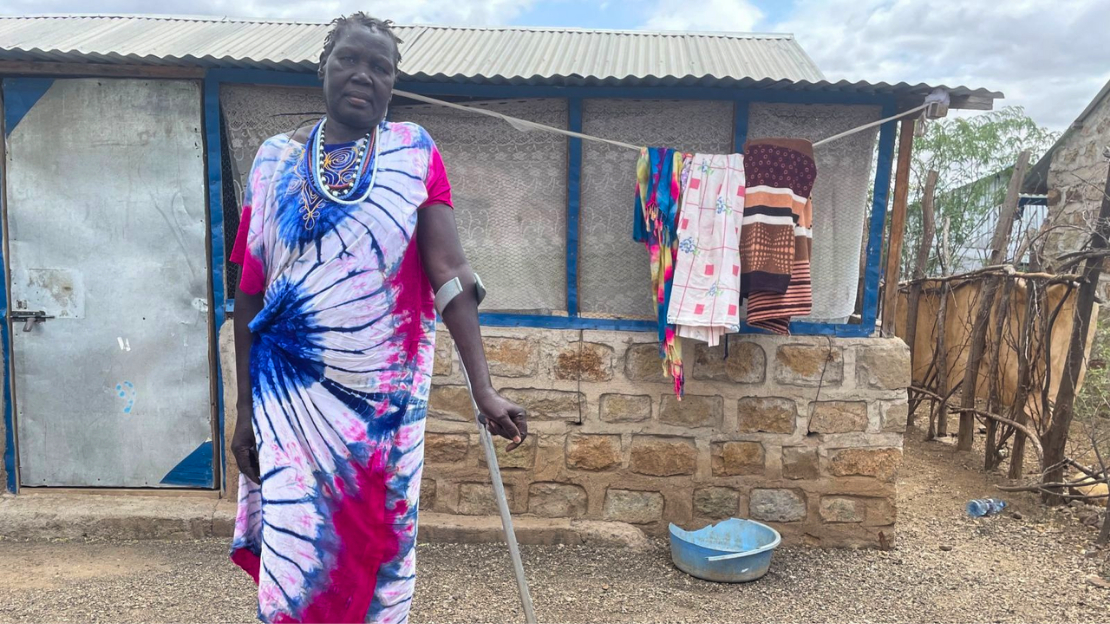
1, 0, 1107, 131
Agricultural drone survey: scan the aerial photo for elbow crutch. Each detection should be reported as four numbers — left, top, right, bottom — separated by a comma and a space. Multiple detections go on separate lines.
435, 274, 537, 624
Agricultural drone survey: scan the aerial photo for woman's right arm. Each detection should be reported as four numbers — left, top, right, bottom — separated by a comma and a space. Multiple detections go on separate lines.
232, 286, 265, 485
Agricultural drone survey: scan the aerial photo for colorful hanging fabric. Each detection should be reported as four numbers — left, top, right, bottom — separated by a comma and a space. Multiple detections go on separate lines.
634, 147, 686, 397
740, 139, 816, 335
667, 153, 745, 347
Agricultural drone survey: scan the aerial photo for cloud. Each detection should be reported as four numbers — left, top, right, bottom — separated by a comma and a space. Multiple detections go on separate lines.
0, 0, 537, 25
642, 0, 763, 32
772, 0, 1110, 130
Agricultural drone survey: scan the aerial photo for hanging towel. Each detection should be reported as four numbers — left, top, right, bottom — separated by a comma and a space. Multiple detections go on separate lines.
667, 153, 745, 347
740, 139, 816, 335
634, 147, 685, 397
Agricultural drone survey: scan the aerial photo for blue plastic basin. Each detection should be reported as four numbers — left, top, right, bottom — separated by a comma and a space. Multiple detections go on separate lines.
669, 518, 781, 583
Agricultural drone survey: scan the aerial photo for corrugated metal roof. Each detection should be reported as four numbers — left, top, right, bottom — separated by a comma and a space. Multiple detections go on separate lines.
0, 14, 1002, 105
0, 14, 826, 83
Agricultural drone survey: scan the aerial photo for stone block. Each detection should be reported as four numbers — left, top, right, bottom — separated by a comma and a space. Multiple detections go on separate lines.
625, 343, 668, 383
692, 339, 766, 384
630, 436, 698, 476
750, 489, 806, 523
809, 401, 869, 434
856, 342, 912, 390
429, 385, 473, 422
782, 447, 819, 480
604, 489, 664, 524
820, 497, 864, 523
478, 436, 536, 470
866, 497, 897, 526
566, 434, 623, 471
434, 332, 454, 376
659, 394, 723, 428
500, 388, 584, 421
458, 482, 516, 516
420, 479, 437, 511
711, 442, 766, 476
694, 488, 741, 520
555, 343, 614, 382
737, 397, 797, 434
425, 433, 469, 463
528, 483, 588, 518
599, 394, 652, 423
826, 448, 902, 482
484, 337, 538, 378
774, 344, 843, 387
533, 435, 568, 482
881, 401, 910, 433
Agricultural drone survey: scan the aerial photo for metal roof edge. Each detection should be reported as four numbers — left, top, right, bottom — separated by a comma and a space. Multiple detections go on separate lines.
0, 14, 799, 39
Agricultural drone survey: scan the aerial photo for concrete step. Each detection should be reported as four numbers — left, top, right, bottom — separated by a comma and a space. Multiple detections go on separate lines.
0, 494, 650, 550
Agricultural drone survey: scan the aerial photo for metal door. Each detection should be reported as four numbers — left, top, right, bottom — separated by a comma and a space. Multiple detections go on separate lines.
4, 78, 214, 488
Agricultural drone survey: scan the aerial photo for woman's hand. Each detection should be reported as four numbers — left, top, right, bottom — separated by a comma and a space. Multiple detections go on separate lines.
473, 387, 528, 451
231, 402, 261, 485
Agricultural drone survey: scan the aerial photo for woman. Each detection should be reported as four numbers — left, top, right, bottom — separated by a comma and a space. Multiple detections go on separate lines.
228, 13, 528, 624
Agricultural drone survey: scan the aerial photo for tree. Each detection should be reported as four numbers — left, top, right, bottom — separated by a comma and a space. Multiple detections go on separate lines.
901, 107, 1058, 276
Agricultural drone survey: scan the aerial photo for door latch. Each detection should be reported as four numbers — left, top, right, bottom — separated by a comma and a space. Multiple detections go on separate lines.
10, 310, 54, 332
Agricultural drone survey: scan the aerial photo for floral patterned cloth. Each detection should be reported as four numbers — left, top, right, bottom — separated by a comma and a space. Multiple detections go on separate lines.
666, 153, 745, 347
634, 147, 685, 397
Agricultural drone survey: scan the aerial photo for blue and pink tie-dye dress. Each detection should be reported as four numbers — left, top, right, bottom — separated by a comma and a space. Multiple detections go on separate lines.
229, 120, 452, 624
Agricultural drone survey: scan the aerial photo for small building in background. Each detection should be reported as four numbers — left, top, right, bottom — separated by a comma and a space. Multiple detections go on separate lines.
1026, 76, 1110, 298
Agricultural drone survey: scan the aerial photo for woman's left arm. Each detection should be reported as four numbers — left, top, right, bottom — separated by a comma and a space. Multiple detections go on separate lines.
417, 203, 528, 450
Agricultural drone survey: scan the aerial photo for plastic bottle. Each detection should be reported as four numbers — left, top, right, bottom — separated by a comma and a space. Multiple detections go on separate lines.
966, 498, 1007, 517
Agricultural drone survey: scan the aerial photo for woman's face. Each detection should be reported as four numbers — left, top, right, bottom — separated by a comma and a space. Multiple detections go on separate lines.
321, 24, 397, 133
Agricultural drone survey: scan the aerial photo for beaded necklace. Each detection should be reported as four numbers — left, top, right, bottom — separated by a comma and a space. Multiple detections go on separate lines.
300, 117, 382, 229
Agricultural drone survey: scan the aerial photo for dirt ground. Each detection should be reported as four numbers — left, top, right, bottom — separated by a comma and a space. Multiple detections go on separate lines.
1, 430, 1109, 624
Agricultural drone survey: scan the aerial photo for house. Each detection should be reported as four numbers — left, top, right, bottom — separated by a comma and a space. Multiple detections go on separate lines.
0, 14, 1000, 546
1025, 76, 1110, 295
930, 168, 1048, 274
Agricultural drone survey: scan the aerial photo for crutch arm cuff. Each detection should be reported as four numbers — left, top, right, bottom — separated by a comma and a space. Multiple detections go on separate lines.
434, 273, 486, 315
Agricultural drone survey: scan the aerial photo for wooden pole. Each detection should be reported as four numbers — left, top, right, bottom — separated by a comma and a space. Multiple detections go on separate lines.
931, 282, 951, 440
1041, 158, 1110, 504
1008, 261, 1042, 479
904, 169, 938, 427
985, 277, 1016, 470
881, 117, 917, 336
957, 151, 1030, 452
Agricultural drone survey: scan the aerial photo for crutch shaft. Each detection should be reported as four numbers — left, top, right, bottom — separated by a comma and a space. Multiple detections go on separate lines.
455, 350, 537, 624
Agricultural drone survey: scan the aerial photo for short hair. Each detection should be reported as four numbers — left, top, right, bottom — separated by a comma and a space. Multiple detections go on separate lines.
318, 13, 403, 77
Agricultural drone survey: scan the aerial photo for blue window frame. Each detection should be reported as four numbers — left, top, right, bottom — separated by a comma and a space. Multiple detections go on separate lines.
208, 68, 898, 339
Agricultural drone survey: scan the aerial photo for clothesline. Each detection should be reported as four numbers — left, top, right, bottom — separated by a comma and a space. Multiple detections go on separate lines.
811, 102, 930, 147
393, 90, 641, 150
394, 89, 932, 151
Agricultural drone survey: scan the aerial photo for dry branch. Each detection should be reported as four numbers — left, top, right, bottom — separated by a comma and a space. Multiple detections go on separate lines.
1041, 158, 1110, 504
958, 151, 1031, 451
904, 169, 938, 428
910, 385, 1044, 462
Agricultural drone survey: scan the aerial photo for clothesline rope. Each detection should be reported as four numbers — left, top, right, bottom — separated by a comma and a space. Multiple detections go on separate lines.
811, 102, 929, 147
393, 90, 641, 150
393, 90, 930, 151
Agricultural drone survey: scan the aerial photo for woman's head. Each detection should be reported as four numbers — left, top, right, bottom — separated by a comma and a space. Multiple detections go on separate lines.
318, 13, 403, 135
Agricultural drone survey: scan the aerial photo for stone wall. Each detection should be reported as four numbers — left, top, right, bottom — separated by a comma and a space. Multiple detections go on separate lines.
1045, 91, 1110, 300
215, 323, 909, 547
425, 328, 909, 548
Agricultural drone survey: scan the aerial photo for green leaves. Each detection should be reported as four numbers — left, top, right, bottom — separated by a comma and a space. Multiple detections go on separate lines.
900, 107, 1058, 276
